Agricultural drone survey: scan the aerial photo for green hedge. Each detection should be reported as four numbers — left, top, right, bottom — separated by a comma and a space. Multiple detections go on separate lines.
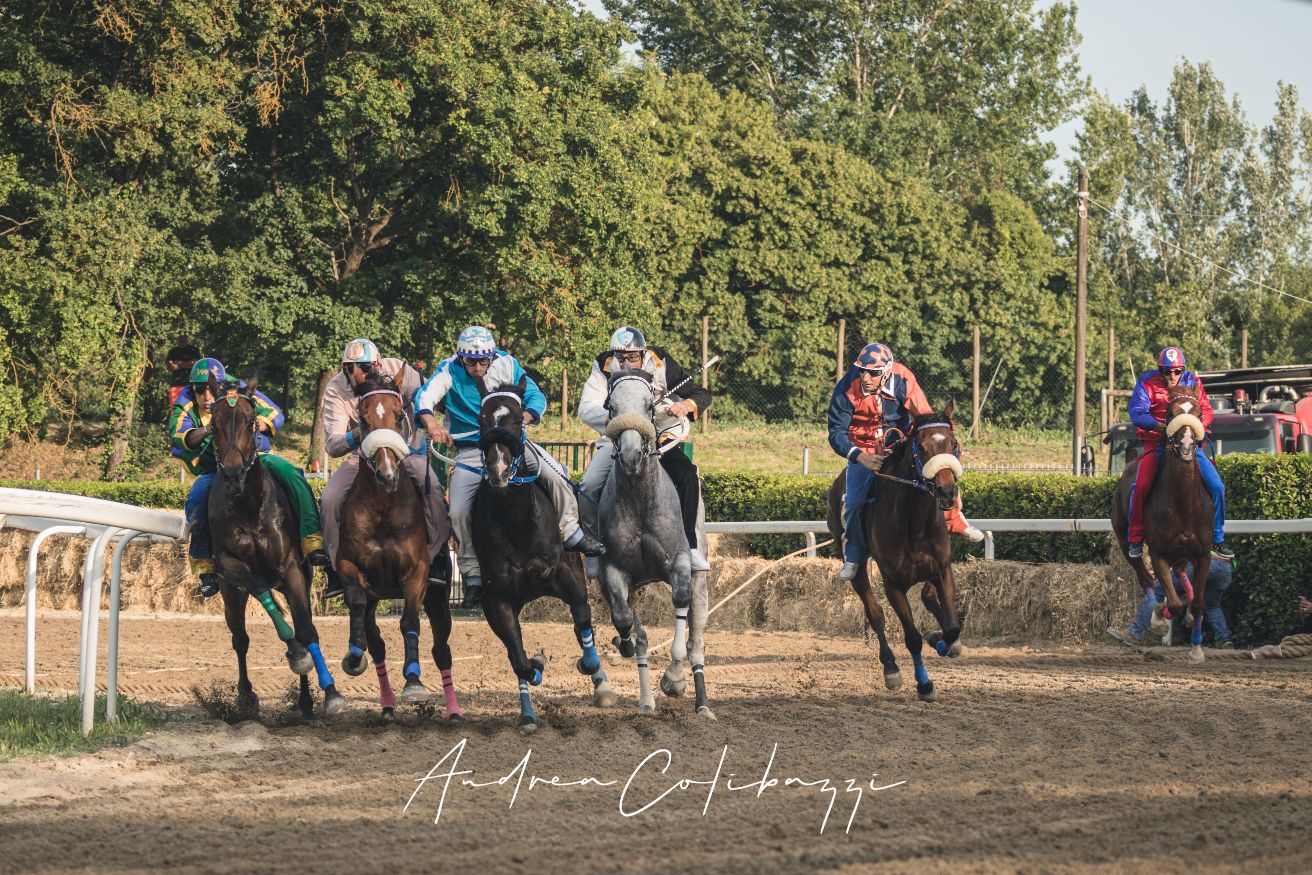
7, 456, 1310, 644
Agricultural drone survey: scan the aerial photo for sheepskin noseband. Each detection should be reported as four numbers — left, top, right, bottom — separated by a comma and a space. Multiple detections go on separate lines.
361, 428, 412, 460
921, 453, 964, 479
1167, 413, 1205, 440
605, 412, 657, 442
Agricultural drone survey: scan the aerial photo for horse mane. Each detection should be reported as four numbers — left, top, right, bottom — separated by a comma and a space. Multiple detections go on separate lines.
353, 370, 397, 398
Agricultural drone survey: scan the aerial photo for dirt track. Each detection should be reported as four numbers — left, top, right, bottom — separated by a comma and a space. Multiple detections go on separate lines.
3, 612, 1311, 874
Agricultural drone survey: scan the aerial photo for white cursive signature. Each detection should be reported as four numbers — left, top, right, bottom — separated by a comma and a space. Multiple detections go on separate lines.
403, 738, 905, 835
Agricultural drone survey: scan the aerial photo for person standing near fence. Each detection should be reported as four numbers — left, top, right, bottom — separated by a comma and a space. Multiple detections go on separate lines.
829, 342, 984, 581
316, 338, 450, 600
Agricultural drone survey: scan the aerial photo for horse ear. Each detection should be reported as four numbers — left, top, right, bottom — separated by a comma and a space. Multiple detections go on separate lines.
243, 377, 259, 397
207, 373, 220, 396
943, 399, 955, 421
475, 375, 489, 397
517, 374, 527, 396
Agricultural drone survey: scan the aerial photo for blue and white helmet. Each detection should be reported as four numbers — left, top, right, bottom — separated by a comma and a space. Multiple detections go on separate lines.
609, 326, 647, 353
456, 325, 496, 360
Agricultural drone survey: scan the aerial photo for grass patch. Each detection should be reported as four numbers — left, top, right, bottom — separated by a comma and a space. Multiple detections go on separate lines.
0, 687, 170, 762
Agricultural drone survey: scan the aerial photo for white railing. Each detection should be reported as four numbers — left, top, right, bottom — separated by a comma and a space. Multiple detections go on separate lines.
0, 489, 186, 736
705, 518, 1312, 559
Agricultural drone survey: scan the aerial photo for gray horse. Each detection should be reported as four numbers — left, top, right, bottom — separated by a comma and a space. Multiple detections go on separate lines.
596, 371, 713, 717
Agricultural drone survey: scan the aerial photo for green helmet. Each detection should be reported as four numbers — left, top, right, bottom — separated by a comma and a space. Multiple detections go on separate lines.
188, 358, 227, 385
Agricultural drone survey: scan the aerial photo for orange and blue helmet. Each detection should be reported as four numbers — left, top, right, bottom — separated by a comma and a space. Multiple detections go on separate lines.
1158, 347, 1186, 370
854, 342, 895, 375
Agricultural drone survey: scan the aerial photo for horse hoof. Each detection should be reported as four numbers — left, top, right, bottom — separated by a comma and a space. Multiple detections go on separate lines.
577, 656, 601, 675
948, 642, 963, 659
695, 705, 717, 720
381, 707, 396, 721
612, 636, 636, 659
1188, 647, 1205, 664
660, 672, 687, 698
323, 687, 346, 716
287, 646, 313, 676
594, 686, 619, 708
638, 702, 655, 714
342, 652, 369, 677
518, 718, 538, 735
447, 710, 465, 722
884, 671, 903, 691
401, 680, 429, 704
917, 682, 938, 703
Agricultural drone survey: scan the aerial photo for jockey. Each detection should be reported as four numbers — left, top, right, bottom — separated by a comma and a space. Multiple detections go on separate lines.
169, 358, 328, 598
318, 338, 452, 599
828, 342, 984, 581
577, 326, 712, 578
415, 326, 605, 609
1126, 346, 1232, 559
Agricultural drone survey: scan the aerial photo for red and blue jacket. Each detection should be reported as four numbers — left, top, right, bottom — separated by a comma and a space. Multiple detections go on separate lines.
1127, 370, 1214, 444
828, 362, 931, 462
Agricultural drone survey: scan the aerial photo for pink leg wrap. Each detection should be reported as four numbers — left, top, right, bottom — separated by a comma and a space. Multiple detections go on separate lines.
441, 668, 462, 717
376, 661, 397, 709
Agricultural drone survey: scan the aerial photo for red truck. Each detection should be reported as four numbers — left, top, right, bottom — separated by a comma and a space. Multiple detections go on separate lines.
1106, 365, 1312, 475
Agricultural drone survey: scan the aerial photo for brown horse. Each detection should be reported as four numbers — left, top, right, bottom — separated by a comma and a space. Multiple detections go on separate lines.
336, 371, 461, 718
826, 403, 964, 702
1112, 384, 1212, 662
207, 376, 344, 720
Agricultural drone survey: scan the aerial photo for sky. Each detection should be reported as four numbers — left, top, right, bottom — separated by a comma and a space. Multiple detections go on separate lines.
579, 0, 1312, 167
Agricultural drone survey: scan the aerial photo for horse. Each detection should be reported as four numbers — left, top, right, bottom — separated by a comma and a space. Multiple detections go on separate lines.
207, 376, 344, 720
1112, 383, 1213, 662
595, 370, 714, 717
469, 375, 618, 732
826, 403, 965, 702
335, 371, 461, 719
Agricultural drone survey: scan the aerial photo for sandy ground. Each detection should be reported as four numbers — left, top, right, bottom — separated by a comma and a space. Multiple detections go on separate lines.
2, 611, 1311, 874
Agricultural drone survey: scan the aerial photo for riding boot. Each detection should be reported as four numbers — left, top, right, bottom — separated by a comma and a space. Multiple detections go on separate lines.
461, 575, 483, 610
1128, 542, 1144, 558
428, 550, 451, 586
198, 571, 223, 599
322, 565, 345, 600
565, 528, 606, 557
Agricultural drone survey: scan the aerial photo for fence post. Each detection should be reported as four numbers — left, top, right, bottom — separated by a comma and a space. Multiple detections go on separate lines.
700, 316, 710, 434
802, 446, 811, 475
836, 318, 846, 379
1241, 328, 1249, 368
560, 368, 569, 429
972, 325, 981, 439
1073, 166, 1090, 476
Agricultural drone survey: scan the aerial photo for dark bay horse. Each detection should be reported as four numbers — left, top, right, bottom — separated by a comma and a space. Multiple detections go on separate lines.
1112, 384, 1212, 662
207, 377, 343, 720
470, 376, 617, 732
826, 403, 964, 702
336, 371, 461, 719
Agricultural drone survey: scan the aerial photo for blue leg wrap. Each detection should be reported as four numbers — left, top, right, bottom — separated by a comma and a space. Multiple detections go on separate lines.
306, 642, 334, 691
530, 666, 543, 686
1192, 616, 1204, 647
912, 655, 929, 686
578, 628, 601, 673
404, 629, 420, 679
518, 679, 536, 721
348, 643, 365, 659
933, 638, 950, 657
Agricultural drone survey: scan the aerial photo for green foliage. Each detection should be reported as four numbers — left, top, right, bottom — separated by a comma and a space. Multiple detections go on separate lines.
0, 688, 169, 762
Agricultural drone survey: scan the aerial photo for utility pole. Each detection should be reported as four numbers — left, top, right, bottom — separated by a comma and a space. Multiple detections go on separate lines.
1074, 166, 1089, 476
836, 318, 846, 379
560, 369, 569, 429
700, 316, 710, 434
1241, 328, 1249, 368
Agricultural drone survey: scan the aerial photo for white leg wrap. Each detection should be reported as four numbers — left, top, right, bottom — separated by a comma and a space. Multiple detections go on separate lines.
672, 610, 688, 662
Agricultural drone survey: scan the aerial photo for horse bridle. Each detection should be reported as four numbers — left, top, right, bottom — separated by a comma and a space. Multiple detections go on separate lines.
215, 385, 259, 477
355, 387, 413, 475
478, 390, 536, 484
606, 372, 660, 457
872, 421, 960, 495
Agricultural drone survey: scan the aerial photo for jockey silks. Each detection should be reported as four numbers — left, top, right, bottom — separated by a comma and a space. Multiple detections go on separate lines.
414, 351, 547, 448
827, 362, 931, 462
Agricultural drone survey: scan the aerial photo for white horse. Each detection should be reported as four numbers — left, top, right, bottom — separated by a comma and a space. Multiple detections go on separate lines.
595, 371, 713, 717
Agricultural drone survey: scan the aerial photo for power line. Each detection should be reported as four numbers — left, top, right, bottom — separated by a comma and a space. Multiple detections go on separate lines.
1086, 196, 1312, 308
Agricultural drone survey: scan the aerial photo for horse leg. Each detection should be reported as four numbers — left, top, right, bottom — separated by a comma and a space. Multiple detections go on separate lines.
661, 556, 693, 699
922, 567, 963, 659
850, 567, 900, 690
1151, 552, 1183, 620
422, 580, 463, 719
398, 564, 429, 704
631, 602, 654, 714
599, 563, 638, 659
483, 594, 543, 732
1185, 555, 1211, 664
885, 582, 936, 702
364, 601, 396, 718
280, 560, 344, 716
687, 565, 715, 718
221, 586, 259, 715
553, 564, 616, 708
339, 561, 370, 676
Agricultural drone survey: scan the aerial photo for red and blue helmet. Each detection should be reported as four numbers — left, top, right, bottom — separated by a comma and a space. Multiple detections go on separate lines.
854, 342, 895, 376
1158, 347, 1186, 369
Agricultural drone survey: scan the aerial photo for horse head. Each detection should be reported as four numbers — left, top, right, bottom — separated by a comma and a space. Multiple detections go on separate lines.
1165, 384, 1206, 461
209, 374, 260, 495
604, 369, 657, 477
477, 374, 527, 489
910, 400, 963, 512
353, 371, 410, 492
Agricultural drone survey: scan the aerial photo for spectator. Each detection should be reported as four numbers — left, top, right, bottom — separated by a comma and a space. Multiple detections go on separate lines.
1203, 551, 1235, 648
1108, 551, 1231, 647
164, 335, 201, 408
1108, 575, 1184, 646
1250, 597, 1312, 659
